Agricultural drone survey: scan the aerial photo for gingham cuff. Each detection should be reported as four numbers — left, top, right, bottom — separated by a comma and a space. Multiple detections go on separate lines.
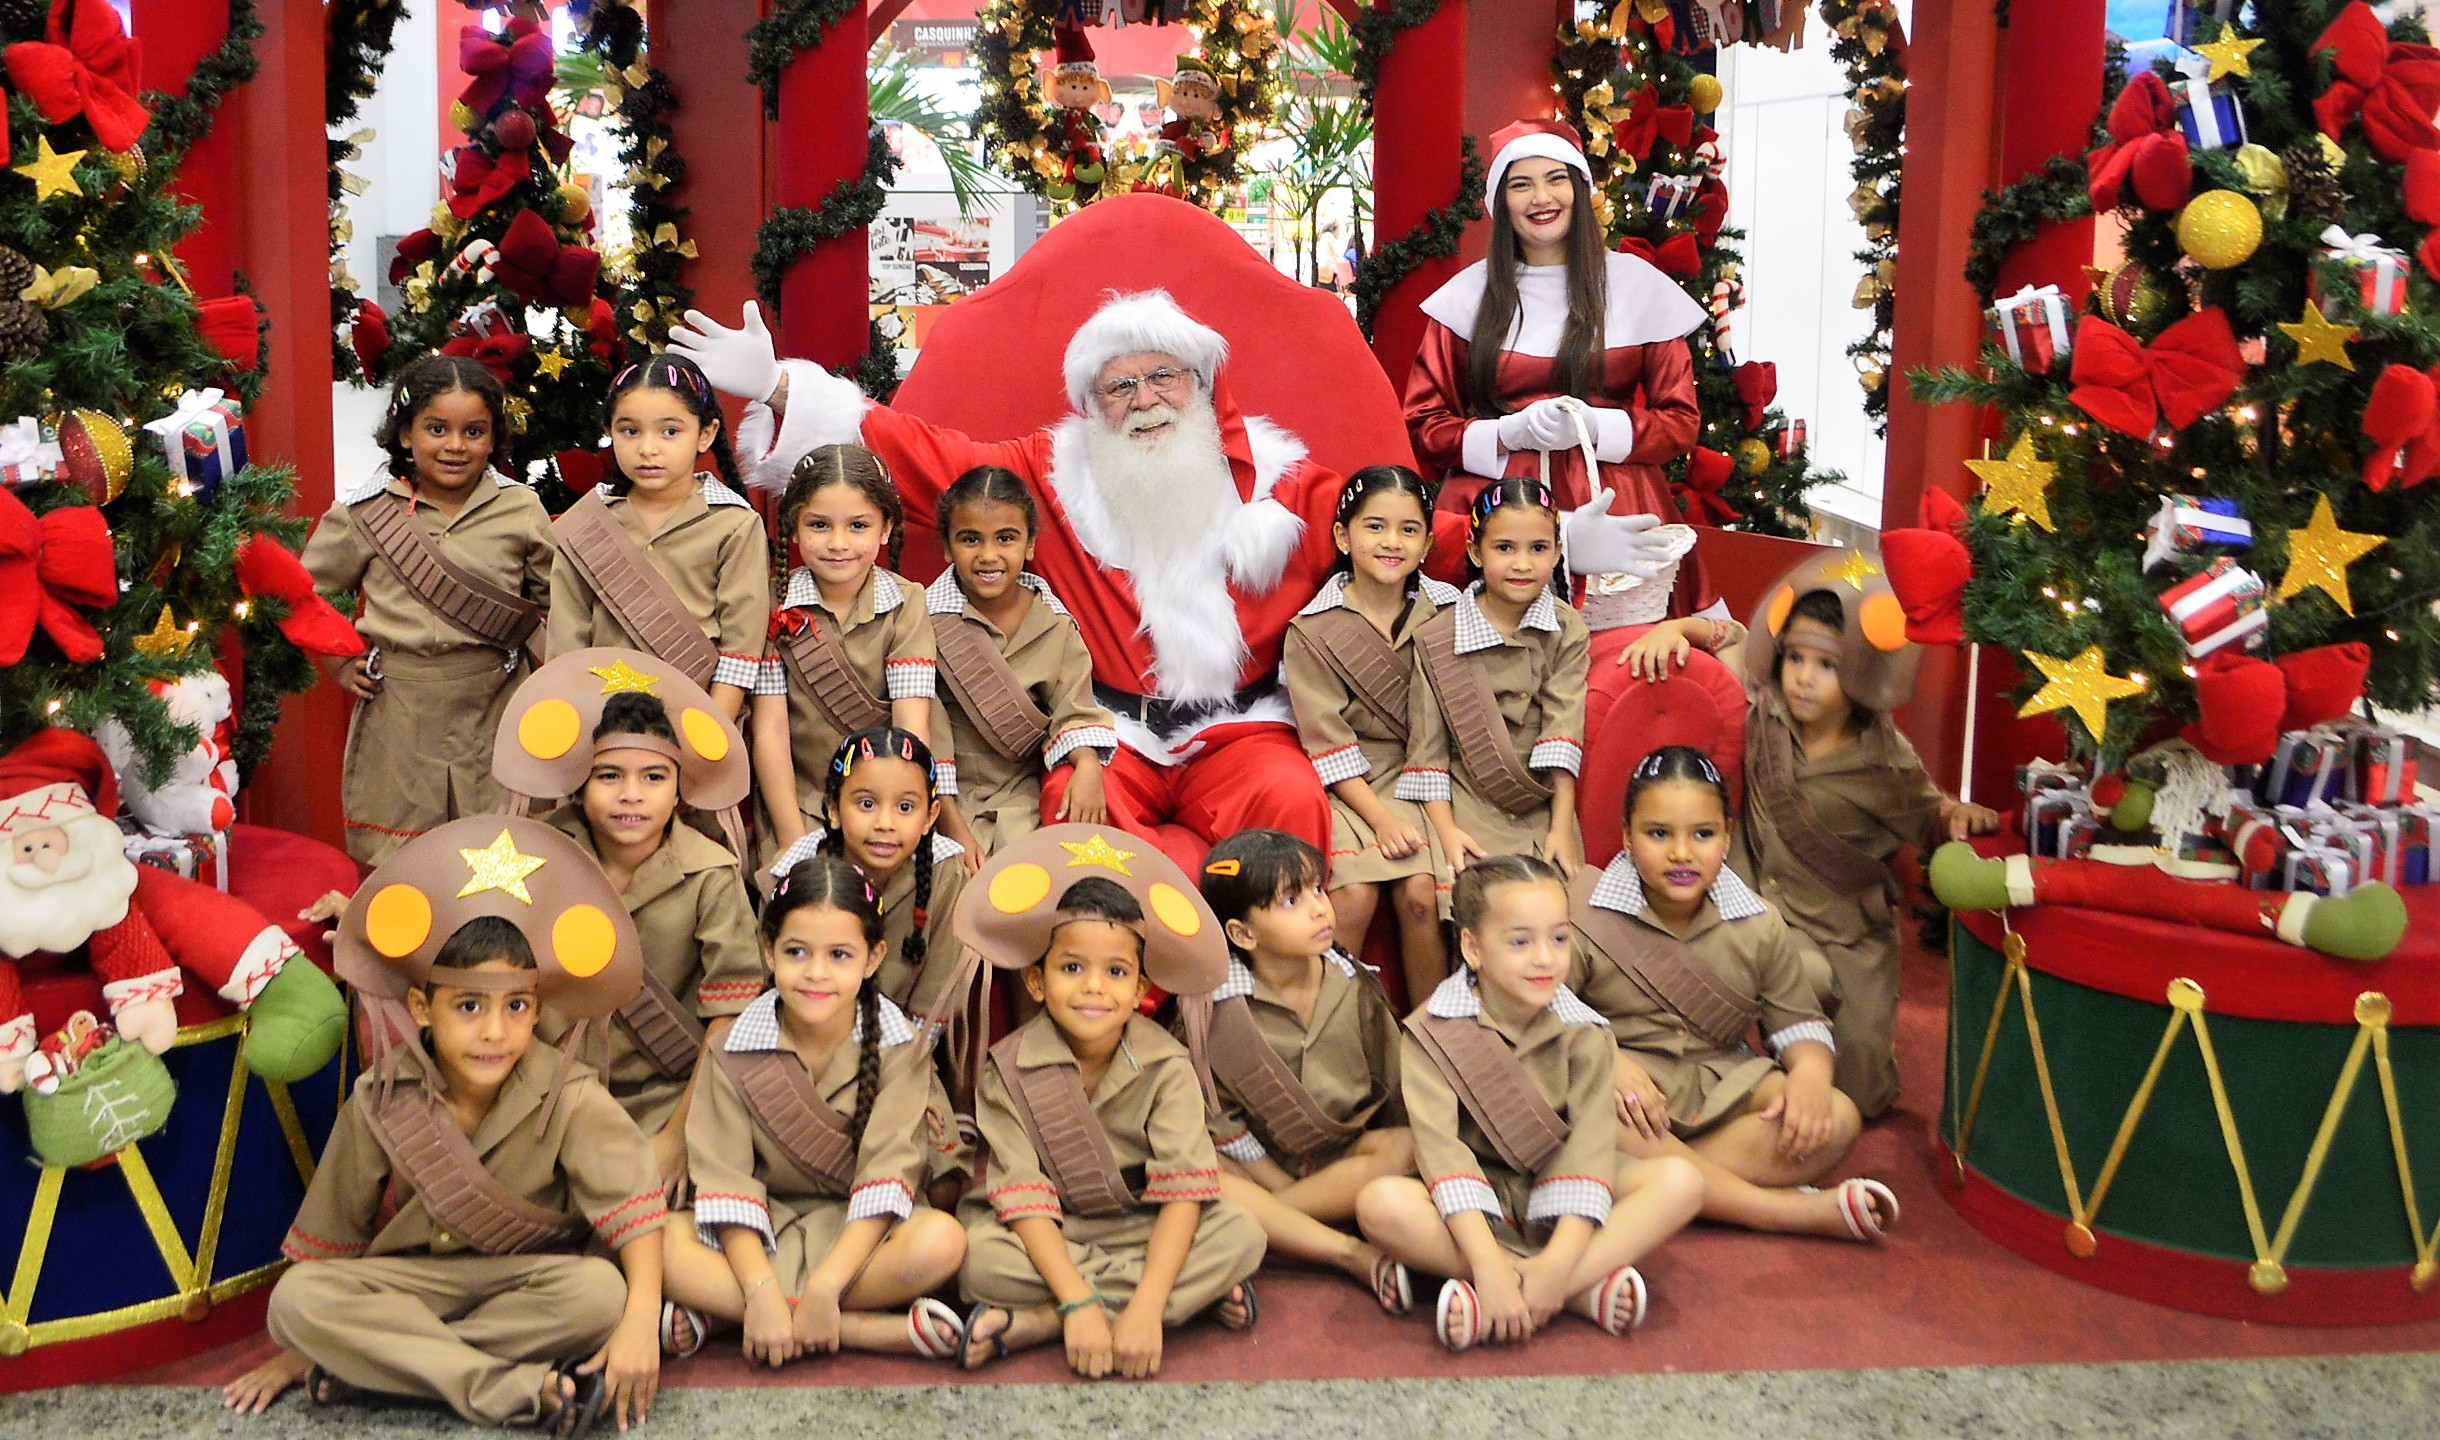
935, 759, 959, 797
1310, 742, 1371, 787
1046, 724, 1120, 767
1215, 1128, 1270, 1166
885, 657, 936, 700
714, 652, 764, 692
1396, 766, 1452, 803
1526, 1175, 1614, 1227
752, 656, 789, 697
846, 1177, 916, 1224
1767, 1021, 1837, 1057
1529, 737, 1584, 776
1429, 1174, 1504, 1220
693, 1192, 777, 1252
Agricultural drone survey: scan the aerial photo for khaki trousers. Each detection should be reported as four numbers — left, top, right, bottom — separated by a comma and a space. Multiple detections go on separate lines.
960, 1200, 1265, 1324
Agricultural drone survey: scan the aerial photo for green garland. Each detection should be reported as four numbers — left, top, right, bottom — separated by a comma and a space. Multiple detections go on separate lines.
1961, 156, 2093, 301
326, 0, 409, 382
748, 0, 859, 120
578, 1, 696, 357
1349, 134, 1482, 339
1349, 0, 1441, 114
143, 0, 263, 160
750, 126, 902, 316
1819, 0, 1906, 435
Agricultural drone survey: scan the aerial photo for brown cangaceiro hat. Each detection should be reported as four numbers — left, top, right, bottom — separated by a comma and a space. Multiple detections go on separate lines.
492, 646, 749, 813
1743, 547, 1922, 716
956, 824, 1227, 997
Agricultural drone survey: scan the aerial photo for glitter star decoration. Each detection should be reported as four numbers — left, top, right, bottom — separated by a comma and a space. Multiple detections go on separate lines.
589, 659, 661, 695
1059, 833, 1137, 877
1835, 551, 1883, 591
2193, 33, 2264, 81
2276, 494, 2387, 616
13, 136, 84, 202
130, 607, 195, 657
1967, 433, 2057, 532
457, 828, 548, 904
2018, 646, 2148, 745
534, 348, 573, 380
2278, 302, 2357, 370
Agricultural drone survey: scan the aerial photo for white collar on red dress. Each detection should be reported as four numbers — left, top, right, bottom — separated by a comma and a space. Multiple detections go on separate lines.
1417, 251, 1707, 358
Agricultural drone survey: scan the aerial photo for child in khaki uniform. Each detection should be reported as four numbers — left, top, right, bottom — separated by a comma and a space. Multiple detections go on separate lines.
229, 817, 666, 1430
661, 854, 968, 1364
1732, 552, 1998, 1118
1398, 481, 1592, 889
750, 444, 936, 863
303, 354, 552, 864
548, 355, 770, 722
953, 826, 1265, 1377
926, 465, 1117, 856
1284, 465, 1463, 1001
1355, 856, 1703, 1352
1192, 829, 1417, 1312
1573, 746, 1900, 1242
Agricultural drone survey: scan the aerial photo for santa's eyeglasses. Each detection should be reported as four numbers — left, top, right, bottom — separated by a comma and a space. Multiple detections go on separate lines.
1095, 367, 1192, 404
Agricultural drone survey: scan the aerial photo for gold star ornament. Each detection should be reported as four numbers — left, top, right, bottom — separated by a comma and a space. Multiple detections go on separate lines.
533, 347, 573, 380
589, 659, 661, 695
14, 136, 84, 202
457, 828, 548, 904
1059, 833, 1137, 877
1967, 433, 2057, 532
1835, 551, 1883, 591
2276, 494, 2386, 615
130, 607, 196, 657
2194, 33, 2264, 81
2279, 301, 2357, 370
2018, 646, 2148, 745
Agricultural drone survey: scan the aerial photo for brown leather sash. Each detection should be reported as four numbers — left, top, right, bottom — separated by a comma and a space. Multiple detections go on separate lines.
711, 1047, 858, 1193
988, 1034, 1137, 1219
355, 493, 544, 654
1206, 995, 1381, 1163
779, 612, 890, 734
1748, 715, 1899, 923
1405, 1014, 1568, 1176
1415, 612, 1551, 814
934, 613, 1051, 761
612, 967, 707, 1082
1568, 872, 1758, 1051
553, 490, 720, 687
1296, 609, 1410, 742
362, 1085, 586, 1255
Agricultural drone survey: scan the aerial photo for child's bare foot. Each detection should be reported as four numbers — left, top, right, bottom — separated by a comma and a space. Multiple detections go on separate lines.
1213, 1280, 1258, 1332
959, 1304, 1012, 1371
220, 1349, 312, 1414
1794, 1178, 1900, 1241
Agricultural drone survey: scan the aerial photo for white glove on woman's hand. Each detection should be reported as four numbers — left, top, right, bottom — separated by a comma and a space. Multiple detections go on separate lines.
668, 301, 783, 403
1561, 490, 1669, 579
1495, 397, 1582, 453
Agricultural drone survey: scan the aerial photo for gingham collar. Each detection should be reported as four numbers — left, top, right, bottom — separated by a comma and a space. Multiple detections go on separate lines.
924, 568, 1070, 619
701, 476, 751, 509
1297, 572, 1465, 618
1212, 948, 1362, 1002
723, 989, 919, 1053
1454, 582, 1561, 654
1588, 854, 1769, 921
766, 827, 964, 881
782, 566, 906, 617
340, 466, 523, 507
1423, 969, 1609, 1027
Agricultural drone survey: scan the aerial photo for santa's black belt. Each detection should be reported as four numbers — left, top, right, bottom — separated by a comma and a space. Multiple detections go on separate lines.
1093, 679, 1272, 737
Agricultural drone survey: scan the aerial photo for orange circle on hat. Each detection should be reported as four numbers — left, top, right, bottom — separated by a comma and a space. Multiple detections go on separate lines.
554, 904, 617, 978
1860, 592, 1909, 652
680, 706, 730, 763
1765, 584, 1796, 636
991, 862, 1052, 915
365, 884, 433, 959
519, 698, 583, 761
1148, 882, 1201, 937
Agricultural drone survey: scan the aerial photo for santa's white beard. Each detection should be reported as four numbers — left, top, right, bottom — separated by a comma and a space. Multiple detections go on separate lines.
1079, 397, 1234, 570
0, 815, 139, 959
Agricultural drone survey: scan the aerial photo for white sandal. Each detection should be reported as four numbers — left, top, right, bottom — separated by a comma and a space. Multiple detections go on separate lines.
659, 1301, 706, 1359
1832, 1177, 1900, 1242
1582, 1265, 1647, 1336
1371, 1254, 1414, 1316
1434, 1278, 1481, 1352
907, 1297, 963, 1360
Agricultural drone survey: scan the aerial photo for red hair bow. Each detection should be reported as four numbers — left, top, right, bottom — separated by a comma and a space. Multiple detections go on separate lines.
1612, 85, 1695, 164
1733, 361, 1777, 430
1615, 231, 1701, 278
2359, 362, 2440, 491
3, 0, 151, 161
234, 535, 366, 659
441, 331, 532, 384
0, 487, 114, 666
458, 18, 555, 117
2084, 72, 2192, 213
1878, 487, 1973, 645
493, 210, 601, 309
2313, 2, 2440, 164
2065, 309, 2244, 438
1675, 447, 1739, 526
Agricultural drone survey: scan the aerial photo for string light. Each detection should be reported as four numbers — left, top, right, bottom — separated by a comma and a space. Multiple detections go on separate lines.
231, 600, 252, 620
44, 699, 61, 715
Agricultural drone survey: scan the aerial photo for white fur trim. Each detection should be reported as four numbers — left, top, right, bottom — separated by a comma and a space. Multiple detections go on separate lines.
2003, 855, 2037, 909
219, 928, 298, 1007
1461, 419, 1506, 481
1417, 253, 1708, 356
739, 358, 871, 494
1220, 417, 1310, 595
1113, 691, 1296, 768
1588, 406, 1634, 463
2276, 893, 2315, 948
1061, 290, 1229, 414
1485, 133, 1593, 213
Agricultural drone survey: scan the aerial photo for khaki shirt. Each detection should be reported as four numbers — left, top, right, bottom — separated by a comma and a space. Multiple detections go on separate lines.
1284, 574, 1462, 796
1187, 953, 1403, 1169
300, 471, 553, 658
1397, 585, 1592, 855
759, 567, 937, 819
769, 830, 976, 1036
971, 1013, 1223, 1226
547, 478, 771, 691
280, 1043, 663, 1263
923, 571, 1116, 845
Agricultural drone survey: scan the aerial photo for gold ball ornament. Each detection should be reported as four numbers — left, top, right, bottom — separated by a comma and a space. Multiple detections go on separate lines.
555, 184, 592, 227
55, 409, 132, 505
2176, 190, 2262, 270
2096, 260, 2166, 327
449, 100, 477, 136
1736, 438, 1772, 475
1688, 74, 1724, 114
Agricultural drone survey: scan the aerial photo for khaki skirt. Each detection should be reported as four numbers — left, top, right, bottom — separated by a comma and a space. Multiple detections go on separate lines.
341, 647, 524, 865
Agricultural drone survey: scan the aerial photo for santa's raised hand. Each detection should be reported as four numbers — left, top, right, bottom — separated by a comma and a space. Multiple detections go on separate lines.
670, 301, 783, 405
1562, 489, 1671, 580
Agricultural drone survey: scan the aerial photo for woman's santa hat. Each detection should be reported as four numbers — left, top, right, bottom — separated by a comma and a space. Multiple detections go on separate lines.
1484, 118, 1593, 217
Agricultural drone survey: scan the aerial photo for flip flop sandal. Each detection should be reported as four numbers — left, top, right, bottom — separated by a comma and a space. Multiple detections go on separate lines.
304, 1365, 355, 1407
908, 1297, 964, 1360
1434, 1278, 1481, 1353
1834, 1178, 1900, 1242
660, 1300, 707, 1359
1214, 1278, 1258, 1332
1586, 1265, 1647, 1337
546, 1359, 608, 1440
1371, 1255, 1414, 1316
958, 1301, 1011, 1372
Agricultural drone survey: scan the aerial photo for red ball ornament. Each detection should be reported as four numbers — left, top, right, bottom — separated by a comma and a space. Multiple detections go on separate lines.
491, 109, 537, 153
55, 409, 132, 505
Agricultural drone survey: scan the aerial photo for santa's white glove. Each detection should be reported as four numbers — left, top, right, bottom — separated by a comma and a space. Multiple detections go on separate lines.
668, 301, 783, 404
1496, 397, 1580, 453
1562, 489, 1669, 579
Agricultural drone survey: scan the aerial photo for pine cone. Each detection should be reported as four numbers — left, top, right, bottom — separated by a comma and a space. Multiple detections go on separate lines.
0, 245, 33, 300
2283, 145, 2347, 227
0, 300, 48, 360
0, 0, 45, 41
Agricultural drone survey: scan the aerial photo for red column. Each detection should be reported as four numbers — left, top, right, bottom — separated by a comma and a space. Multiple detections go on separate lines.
651, 0, 769, 438
774, 3, 874, 366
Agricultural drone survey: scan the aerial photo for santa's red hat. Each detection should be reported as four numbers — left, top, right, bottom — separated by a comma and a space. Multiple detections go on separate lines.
0, 727, 117, 837
1052, 19, 1099, 77
1485, 118, 1593, 217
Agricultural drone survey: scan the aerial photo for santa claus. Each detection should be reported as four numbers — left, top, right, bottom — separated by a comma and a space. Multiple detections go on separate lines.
671, 290, 1675, 868
0, 728, 347, 1092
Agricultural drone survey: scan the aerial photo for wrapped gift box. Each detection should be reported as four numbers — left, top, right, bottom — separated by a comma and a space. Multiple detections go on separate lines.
140, 388, 247, 502
2158, 558, 2268, 657
2348, 725, 2420, 805
2170, 71, 2248, 152
2315, 229, 2410, 318
121, 826, 228, 892
2263, 729, 2349, 808
1645, 173, 1700, 222
1986, 283, 2072, 375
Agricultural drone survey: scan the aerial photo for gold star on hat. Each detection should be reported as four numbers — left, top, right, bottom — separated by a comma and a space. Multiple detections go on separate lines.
458, 828, 548, 904
2278, 301, 2356, 370
2194, 33, 2264, 81
1059, 833, 1137, 877
2018, 646, 2148, 745
1967, 433, 2057, 532
2276, 494, 2386, 616
589, 659, 661, 695
14, 136, 83, 202
1835, 551, 1883, 591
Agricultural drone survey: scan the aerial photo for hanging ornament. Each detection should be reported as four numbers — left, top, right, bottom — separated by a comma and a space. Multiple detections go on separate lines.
129, 606, 197, 658
2193, 33, 2264, 82
2275, 494, 2386, 615
2283, 143, 2347, 227
1735, 438, 1772, 474
1687, 73, 1723, 114
2087, 260, 2165, 327
2280, 301, 2358, 369
2230, 143, 2288, 220
2176, 189, 2262, 269
554, 183, 592, 228
1966, 432, 2057, 531
54, 409, 132, 505
2019, 646, 2148, 747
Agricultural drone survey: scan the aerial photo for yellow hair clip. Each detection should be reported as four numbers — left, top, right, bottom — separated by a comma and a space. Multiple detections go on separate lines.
1203, 858, 1241, 876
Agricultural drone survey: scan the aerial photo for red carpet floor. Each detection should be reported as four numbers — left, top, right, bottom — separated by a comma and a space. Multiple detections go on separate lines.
122, 922, 2440, 1390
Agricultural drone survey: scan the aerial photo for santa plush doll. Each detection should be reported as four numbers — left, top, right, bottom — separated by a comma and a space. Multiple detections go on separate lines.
0, 728, 347, 1092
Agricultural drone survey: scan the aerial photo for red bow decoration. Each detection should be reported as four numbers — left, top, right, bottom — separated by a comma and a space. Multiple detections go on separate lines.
769, 608, 815, 640
2, 0, 150, 163
446, 143, 529, 220
1734, 361, 1777, 430
2313, 2, 2440, 164
1615, 232, 1701, 278
2084, 72, 2193, 213
194, 296, 260, 373
0, 487, 114, 666
1611, 85, 1695, 163
492, 210, 601, 310
350, 299, 391, 377
234, 535, 366, 659
2359, 362, 2440, 490
388, 228, 440, 285
458, 18, 555, 117
1691, 178, 1728, 249
2065, 309, 2245, 438
440, 330, 532, 383
1675, 447, 1739, 526
1879, 488, 1973, 645
586, 297, 618, 363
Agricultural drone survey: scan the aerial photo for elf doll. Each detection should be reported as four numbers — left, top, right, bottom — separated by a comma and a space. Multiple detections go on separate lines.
1047, 20, 1110, 203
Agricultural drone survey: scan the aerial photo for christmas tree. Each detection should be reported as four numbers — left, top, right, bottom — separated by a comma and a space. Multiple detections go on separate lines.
1914, 1, 2440, 765
0, 0, 351, 785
